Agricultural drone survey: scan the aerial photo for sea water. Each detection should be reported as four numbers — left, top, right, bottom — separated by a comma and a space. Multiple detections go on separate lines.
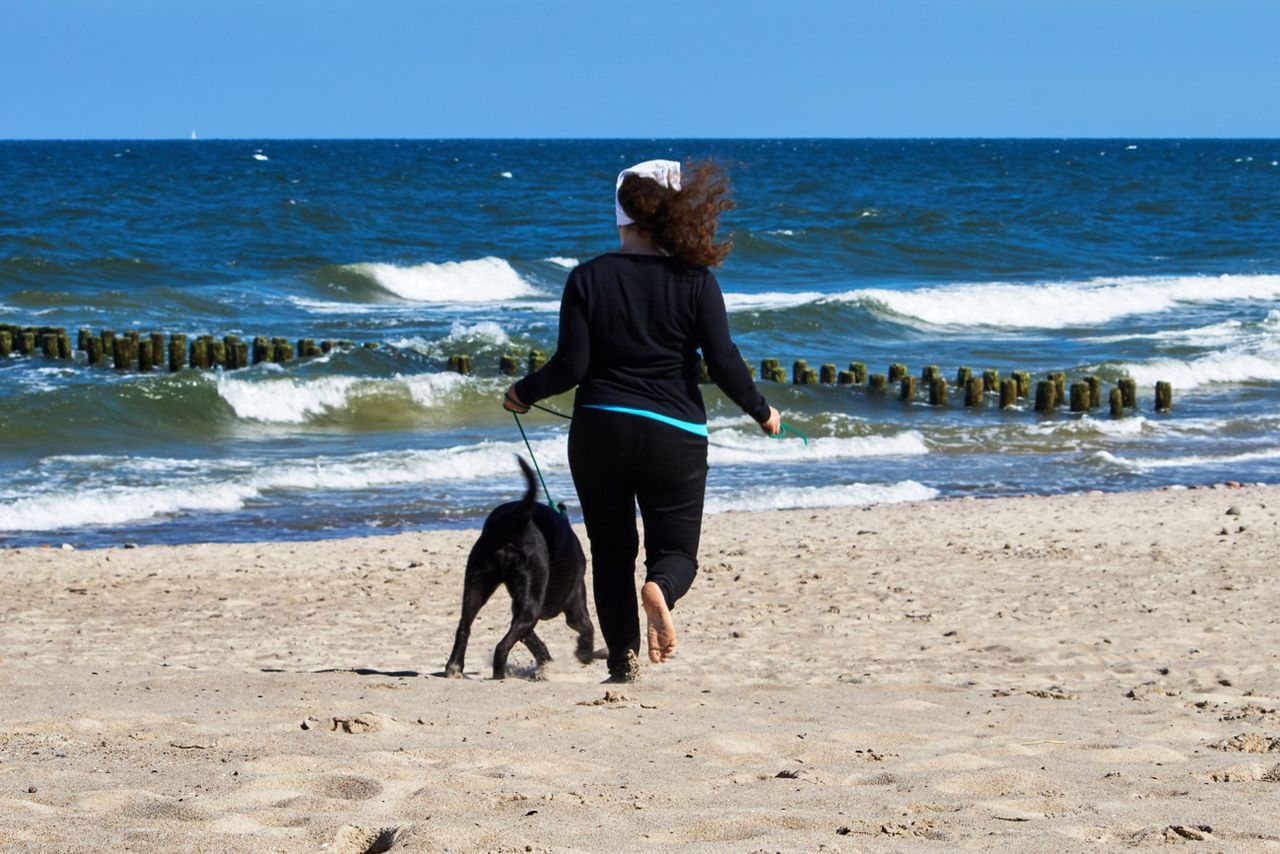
1, 139, 1278, 547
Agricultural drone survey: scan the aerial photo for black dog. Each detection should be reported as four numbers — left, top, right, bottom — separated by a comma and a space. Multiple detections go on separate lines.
445, 457, 595, 679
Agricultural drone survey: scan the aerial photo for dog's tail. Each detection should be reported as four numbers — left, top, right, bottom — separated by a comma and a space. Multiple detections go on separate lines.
516, 455, 538, 518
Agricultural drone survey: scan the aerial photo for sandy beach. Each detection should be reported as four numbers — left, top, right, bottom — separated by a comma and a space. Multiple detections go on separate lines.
1, 484, 1278, 852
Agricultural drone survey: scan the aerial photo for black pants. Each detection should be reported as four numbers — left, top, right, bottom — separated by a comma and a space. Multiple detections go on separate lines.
568, 407, 709, 676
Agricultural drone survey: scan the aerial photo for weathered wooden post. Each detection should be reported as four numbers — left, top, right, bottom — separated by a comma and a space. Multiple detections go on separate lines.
850, 362, 867, 384
768, 365, 787, 382
802, 367, 818, 384
252, 336, 273, 365
1069, 381, 1091, 412
982, 369, 1000, 393
222, 335, 240, 368
1034, 380, 1058, 412
362, 341, 379, 349
837, 370, 855, 384
743, 357, 756, 378
209, 338, 227, 368
956, 366, 972, 388
1012, 370, 1031, 398
1154, 381, 1172, 412
234, 341, 249, 370
320, 340, 334, 354
1109, 387, 1124, 418
137, 336, 154, 371
1117, 377, 1136, 408
499, 354, 520, 376
1084, 375, 1101, 409
100, 330, 116, 357
888, 363, 908, 384
929, 376, 948, 405
1048, 371, 1066, 401
0, 330, 11, 358
77, 329, 91, 351
868, 372, 888, 393
921, 364, 940, 385
698, 358, 711, 383
273, 339, 294, 362
899, 376, 916, 401
41, 333, 59, 359
18, 331, 36, 355
57, 332, 73, 359
86, 335, 104, 366
820, 363, 837, 384
529, 348, 547, 372
792, 359, 809, 384
112, 337, 134, 370
190, 338, 209, 369
999, 378, 1017, 409
148, 333, 164, 367
448, 354, 472, 375
964, 377, 984, 407
168, 334, 186, 371
760, 358, 781, 379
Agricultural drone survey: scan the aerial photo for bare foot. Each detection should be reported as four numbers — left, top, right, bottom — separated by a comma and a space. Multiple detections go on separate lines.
641, 582, 677, 663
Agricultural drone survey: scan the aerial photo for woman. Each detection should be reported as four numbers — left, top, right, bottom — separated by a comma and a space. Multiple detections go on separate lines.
504, 158, 781, 682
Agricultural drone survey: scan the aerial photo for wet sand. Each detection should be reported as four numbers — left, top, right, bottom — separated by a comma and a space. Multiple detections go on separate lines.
1, 484, 1278, 852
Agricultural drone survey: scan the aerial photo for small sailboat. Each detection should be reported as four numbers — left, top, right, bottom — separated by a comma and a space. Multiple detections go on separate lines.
190, 130, 198, 140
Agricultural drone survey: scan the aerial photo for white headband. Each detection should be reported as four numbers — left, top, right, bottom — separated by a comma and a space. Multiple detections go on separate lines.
615, 159, 682, 226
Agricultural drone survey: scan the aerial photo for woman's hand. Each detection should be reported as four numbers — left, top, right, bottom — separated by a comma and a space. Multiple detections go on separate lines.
759, 405, 782, 436
503, 385, 530, 414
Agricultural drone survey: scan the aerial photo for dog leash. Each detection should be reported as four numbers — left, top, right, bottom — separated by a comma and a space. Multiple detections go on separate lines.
511, 411, 565, 515
527, 401, 810, 448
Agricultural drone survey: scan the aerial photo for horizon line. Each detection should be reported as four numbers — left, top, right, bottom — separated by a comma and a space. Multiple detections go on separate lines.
3, 135, 1280, 143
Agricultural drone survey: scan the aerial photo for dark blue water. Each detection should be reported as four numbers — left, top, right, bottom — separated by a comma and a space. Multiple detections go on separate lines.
2, 140, 1279, 547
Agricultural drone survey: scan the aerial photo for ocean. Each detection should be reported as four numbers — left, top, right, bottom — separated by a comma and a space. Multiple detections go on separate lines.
1, 139, 1278, 548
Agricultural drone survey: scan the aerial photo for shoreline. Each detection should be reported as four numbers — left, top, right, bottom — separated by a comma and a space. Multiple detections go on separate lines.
2, 484, 1278, 850
4, 478, 1275, 553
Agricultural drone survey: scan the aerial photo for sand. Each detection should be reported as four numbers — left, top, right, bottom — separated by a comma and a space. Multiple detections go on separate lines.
1, 484, 1278, 852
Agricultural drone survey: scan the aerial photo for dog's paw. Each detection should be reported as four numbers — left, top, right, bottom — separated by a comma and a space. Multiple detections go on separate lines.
444, 662, 464, 679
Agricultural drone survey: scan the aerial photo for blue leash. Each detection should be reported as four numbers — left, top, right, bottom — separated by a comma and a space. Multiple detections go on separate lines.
527, 401, 810, 449
511, 411, 564, 515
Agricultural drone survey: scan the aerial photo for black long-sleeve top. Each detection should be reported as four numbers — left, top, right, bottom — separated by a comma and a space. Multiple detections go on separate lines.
513, 253, 771, 425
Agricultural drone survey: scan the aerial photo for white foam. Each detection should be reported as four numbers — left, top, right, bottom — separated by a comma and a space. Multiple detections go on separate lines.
1025, 415, 1151, 437
215, 374, 361, 423
345, 257, 537, 303
499, 171, 513, 179
1096, 446, 1280, 472
213, 371, 488, 424
287, 296, 381, 315
722, 274, 1280, 329
0, 481, 259, 532
707, 430, 928, 465
766, 229, 796, 236
1120, 350, 1280, 391
400, 372, 472, 407
252, 153, 269, 161
1081, 320, 1244, 346
545, 257, 579, 269
705, 480, 937, 514
0, 438, 571, 532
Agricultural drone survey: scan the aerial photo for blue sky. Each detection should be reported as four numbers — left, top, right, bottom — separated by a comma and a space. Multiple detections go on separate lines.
2, 0, 1277, 139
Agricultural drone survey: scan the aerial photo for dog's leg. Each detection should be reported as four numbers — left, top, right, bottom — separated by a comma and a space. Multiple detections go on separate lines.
445, 576, 500, 678
521, 630, 553, 678
492, 608, 539, 680
564, 585, 596, 665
